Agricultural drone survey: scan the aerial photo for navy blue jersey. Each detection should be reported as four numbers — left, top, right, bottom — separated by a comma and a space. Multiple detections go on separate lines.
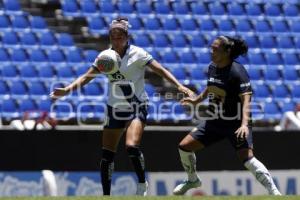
205, 61, 252, 123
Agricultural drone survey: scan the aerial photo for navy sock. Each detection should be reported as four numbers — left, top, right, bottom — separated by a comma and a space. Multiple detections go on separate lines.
100, 149, 115, 195
126, 146, 146, 183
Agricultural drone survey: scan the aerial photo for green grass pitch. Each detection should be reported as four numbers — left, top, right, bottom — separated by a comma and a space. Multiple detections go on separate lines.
0, 196, 298, 200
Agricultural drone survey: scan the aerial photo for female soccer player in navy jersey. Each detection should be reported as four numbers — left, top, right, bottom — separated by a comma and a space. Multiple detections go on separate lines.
173, 36, 281, 196
50, 17, 194, 196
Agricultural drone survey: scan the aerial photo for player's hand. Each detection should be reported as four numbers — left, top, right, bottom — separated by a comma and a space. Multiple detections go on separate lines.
49, 88, 69, 100
235, 125, 249, 139
180, 97, 198, 105
177, 85, 196, 98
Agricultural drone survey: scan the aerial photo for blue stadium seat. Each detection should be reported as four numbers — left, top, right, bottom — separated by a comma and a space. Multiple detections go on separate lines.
10, 80, 27, 96
61, 0, 81, 17
19, 98, 37, 112
136, 2, 152, 16
245, 3, 262, 16
56, 66, 74, 79
236, 55, 248, 65
235, 19, 253, 32
248, 52, 266, 65
282, 68, 299, 82
83, 82, 104, 96
51, 101, 75, 119
0, 48, 11, 65
227, 3, 245, 16
65, 49, 84, 64
259, 36, 276, 48
272, 84, 289, 99
254, 20, 272, 33
19, 64, 38, 79
145, 83, 156, 97
289, 82, 300, 101
189, 35, 206, 49
248, 68, 262, 81
278, 100, 295, 113
0, 14, 12, 32
243, 35, 259, 48
143, 17, 161, 33
190, 67, 206, 81
99, 1, 116, 14
263, 68, 281, 82
48, 49, 65, 64
190, 2, 208, 16
93, 103, 105, 119
161, 50, 178, 64
118, 2, 134, 15
2, 64, 18, 78
10, 48, 28, 64
154, 2, 171, 15
37, 98, 52, 112
87, 17, 107, 35
161, 16, 179, 33
152, 34, 169, 49
195, 51, 211, 64
170, 34, 187, 49
217, 19, 234, 33
80, 0, 98, 17
39, 32, 57, 49
200, 18, 216, 32
20, 32, 39, 48
178, 16, 198, 34
148, 49, 160, 60
1, 99, 19, 118
252, 83, 271, 100
30, 16, 48, 33
73, 65, 89, 76
208, 3, 226, 15
277, 36, 294, 49
11, 15, 30, 31
0, 80, 9, 96
294, 36, 300, 49
3, 0, 22, 15
281, 52, 299, 65
2, 31, 19, 48
29, 49, 48, 64
263, 101, 281, 120
264, 4, 281, 17
179, 50, 196, 64
271, 20, 290, 33
172, 2, 189, 15
283, 4, 299, 17
37, 65, 55, 79
265, 52, 283, 65
56, 33, 74, 49
84, 50, 98, 63
289, 20, 300, 33
28, 81, 47, 96
132, 34, 151, 48
127, 17, 143, 33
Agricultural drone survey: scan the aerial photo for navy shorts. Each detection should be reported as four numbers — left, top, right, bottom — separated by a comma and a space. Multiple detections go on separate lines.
190, 120, 253, 150
104, 104, 148, 129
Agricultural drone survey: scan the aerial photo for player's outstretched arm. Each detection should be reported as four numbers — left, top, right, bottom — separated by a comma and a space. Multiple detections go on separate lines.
181, 87, 208, 105
50, 67, 99, 100
147, 60, 195, 97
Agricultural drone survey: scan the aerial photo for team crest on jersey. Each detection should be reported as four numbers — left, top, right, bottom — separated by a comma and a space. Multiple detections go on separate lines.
110, 71, 125, 81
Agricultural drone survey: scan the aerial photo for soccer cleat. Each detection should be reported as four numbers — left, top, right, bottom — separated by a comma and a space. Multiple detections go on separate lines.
270, 189, 282, 196
173, 178, 201, 195
136, 181, 148, 196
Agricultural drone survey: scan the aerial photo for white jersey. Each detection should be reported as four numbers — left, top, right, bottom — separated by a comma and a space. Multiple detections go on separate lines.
92, 45, 153, 109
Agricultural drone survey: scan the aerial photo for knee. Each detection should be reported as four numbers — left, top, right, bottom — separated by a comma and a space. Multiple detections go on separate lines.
126, 145, 141, 156
237, 148, 254, 163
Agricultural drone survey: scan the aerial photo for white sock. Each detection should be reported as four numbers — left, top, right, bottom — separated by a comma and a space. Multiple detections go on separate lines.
244, 157, 281, 195
179, 148, 199, 182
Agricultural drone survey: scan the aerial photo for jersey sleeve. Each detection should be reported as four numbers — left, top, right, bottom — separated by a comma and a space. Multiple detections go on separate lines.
138, 48, 153, 66
91, 54, 102, 72
236, 66, 252, 95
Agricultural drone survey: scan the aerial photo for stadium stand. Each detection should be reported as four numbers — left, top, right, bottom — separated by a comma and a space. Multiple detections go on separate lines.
0, 0, 300, 128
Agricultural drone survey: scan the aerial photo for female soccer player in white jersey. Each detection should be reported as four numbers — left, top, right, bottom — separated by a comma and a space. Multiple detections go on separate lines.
50, 17, 194, 196
173, 36, 281, 196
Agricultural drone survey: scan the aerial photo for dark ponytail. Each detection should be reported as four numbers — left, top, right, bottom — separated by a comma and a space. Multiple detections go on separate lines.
218, 36, 248, 60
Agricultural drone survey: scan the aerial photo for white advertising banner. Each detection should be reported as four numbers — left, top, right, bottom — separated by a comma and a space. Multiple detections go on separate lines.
148, 170, 300, 196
